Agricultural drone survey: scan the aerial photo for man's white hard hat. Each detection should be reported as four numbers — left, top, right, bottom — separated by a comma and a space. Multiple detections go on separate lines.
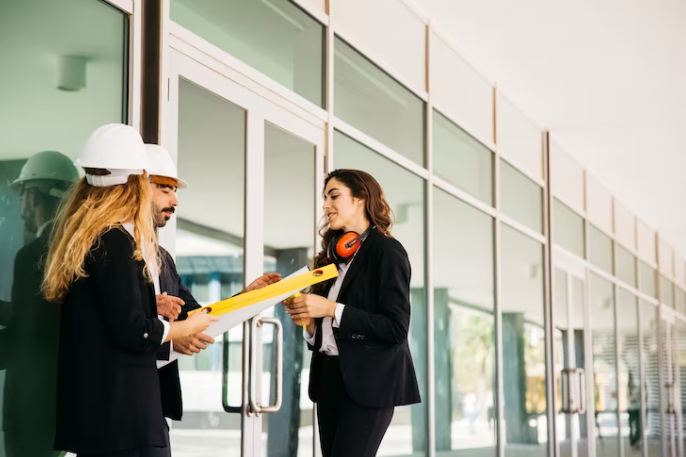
144, 144, 187, 189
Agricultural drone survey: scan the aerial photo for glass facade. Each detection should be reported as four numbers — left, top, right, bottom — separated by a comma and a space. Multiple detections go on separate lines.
0, 0, 128, 455
3, 2, 686, 457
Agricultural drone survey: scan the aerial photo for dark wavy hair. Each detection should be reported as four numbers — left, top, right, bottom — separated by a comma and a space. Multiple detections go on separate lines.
310, 169, 394, 296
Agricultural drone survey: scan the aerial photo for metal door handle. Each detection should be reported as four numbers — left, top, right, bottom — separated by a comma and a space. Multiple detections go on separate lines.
561, 368, 585, 414
249, 316, 283, 415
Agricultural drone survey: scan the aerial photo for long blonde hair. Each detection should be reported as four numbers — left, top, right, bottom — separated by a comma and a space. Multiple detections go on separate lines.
43, 174, 159, 303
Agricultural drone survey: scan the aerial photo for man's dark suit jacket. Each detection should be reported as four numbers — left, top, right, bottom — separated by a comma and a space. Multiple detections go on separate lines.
308, 228, 421, 408
156, 247, 201, 421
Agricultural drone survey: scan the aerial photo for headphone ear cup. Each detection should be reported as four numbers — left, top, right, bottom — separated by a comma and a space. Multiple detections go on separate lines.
336, 232, 360, 259
327, 233, 342, 263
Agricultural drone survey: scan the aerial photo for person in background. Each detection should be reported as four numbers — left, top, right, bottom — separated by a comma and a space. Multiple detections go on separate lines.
0, 150, 79, 457
283, 169, 421, 457
43, 124, 217, 457
145, 143, 280, 422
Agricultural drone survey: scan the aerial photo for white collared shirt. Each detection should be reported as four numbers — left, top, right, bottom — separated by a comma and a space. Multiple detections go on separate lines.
121, 223, 169, 344
304, 261, 351, 356
36, 220, 52, 238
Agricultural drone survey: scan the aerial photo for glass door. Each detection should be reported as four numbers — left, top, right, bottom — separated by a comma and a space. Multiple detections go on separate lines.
659, 309, 683, 457
553, 259, 591, 457
162, 47, 325, 457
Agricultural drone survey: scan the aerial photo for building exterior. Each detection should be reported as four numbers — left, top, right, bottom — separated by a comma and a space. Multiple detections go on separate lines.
0, 1, 684, 457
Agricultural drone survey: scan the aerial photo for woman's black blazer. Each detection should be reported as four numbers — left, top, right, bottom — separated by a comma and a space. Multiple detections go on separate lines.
308, 228, 421, 408
54, 227, 167, 454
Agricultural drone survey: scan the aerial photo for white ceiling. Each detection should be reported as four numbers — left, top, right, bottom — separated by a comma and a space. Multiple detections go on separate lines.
414, 0, 686, 258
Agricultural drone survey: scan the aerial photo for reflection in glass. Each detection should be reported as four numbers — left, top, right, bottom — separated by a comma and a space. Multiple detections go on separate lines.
617, 245, 637, 288
171, 0, 325, 107
638, 262, 657, 299
501, 224, 547, 457
0, 0, 127, 455
334, 130, 427, 457
334, 38, 425, 166
433, 188, 495, 454
553, 199, 585, 258
172, 78, 247, 456
500, 160, 543, 233
433, 110, 493, 205
263, 122, 316, 457
617, 289, 641, 457
589, 225, 613, 274
589, 274, 618, 451
639, 301, 660, 456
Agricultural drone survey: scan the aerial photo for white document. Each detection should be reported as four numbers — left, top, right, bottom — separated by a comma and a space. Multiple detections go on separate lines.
157, 266, 309, 369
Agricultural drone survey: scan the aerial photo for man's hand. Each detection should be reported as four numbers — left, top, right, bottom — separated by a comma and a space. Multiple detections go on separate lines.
174, 333, 215, 355
242, 273, 282, 293
156, 292, 184, 322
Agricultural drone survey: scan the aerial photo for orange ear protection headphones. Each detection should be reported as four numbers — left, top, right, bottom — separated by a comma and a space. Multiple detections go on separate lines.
327, 225, 375, 264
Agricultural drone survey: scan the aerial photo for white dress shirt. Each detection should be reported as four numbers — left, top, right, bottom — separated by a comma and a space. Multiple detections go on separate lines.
122, 223, 170, 344
304, 260, 351, 356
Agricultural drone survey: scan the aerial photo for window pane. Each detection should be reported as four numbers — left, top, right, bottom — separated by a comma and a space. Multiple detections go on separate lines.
433, 110, 493, 205
553, 198, 585, 258
500, 160, 543, 233
616, 289, 639, 454
617, 245, 637, 287
639, 301, 660, 453
589, 274, 618, 448
263, 122, 315, 457
676, 288, 686, 315
0, 0, 127, 453
434, 188, 496, 454
500, 224, 547, 457
638, 261, 657, 299
172, 78, 246, 455
660, 275, 674, 307
589, 224, 613, 274
334, 130, 427, 456
334, 37, 425, 166
171, 0, 325, 107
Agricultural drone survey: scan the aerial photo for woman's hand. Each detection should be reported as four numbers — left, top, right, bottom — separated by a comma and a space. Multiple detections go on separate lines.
284, 294, 337, 321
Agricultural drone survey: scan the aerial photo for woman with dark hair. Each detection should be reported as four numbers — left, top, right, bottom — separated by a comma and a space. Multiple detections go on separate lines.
284, 169, 420, 457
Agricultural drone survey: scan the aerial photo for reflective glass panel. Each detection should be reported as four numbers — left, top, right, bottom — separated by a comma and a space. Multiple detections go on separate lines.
171, 0, 325, 107
434, 187, 496, 454
0, 0, 127, 454
433, 110, 493, 205
500, 160, 543, 233
553, 198, 585, 258
334, 38, 425, 166
501, 224, 547, 457
589, 224, 613, 274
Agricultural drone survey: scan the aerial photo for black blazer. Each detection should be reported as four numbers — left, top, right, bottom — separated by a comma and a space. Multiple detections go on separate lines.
157, 247, 201, 421
308, 228, 421, 408
2, 226, 61, 434
54, 228, 168, 454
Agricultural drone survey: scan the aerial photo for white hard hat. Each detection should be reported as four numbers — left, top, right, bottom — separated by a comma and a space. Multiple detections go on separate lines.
145, 144, 187, 189
76, 123, 149, 187
11, 150, 80, 198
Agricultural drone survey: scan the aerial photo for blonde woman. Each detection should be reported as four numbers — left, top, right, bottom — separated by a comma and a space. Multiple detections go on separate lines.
43, 124, 216, 457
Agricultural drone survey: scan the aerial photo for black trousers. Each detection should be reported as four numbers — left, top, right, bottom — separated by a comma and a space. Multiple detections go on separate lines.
628, 409, 641, 447
316, 355, 394, 457
76, 425, 171, 457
